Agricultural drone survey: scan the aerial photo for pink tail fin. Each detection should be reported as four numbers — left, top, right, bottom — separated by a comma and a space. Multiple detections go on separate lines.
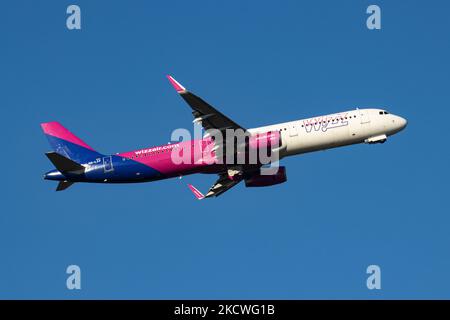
41, 122, 94, 151
41, 121, 102, 163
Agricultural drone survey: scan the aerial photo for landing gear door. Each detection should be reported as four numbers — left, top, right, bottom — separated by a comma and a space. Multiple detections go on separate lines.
103, 156, 114, 173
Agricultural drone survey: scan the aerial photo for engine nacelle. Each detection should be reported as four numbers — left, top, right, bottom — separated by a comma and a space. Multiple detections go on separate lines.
244, 166, 287, 187
235, 131, 282, 165
214, 130, 283, 165
248, 131, 281, 150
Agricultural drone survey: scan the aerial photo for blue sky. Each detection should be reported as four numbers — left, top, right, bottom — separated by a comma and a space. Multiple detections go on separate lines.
1, 0, 449, 299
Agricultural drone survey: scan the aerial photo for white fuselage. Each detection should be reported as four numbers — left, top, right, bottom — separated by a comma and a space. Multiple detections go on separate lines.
249, 108, 407, 157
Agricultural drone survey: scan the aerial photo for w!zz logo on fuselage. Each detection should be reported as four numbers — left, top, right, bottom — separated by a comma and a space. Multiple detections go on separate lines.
302, 113, 349, 133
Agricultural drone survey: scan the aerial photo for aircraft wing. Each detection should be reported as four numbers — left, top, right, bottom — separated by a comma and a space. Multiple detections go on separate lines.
188, 173, 242, 199
167, 75, 254, 200
167, 75, 245, 132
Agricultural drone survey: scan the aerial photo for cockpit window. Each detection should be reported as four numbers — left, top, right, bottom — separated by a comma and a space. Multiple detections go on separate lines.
384, 111, 389, 114
379, 111, 383, 115
379, 111, 390, 115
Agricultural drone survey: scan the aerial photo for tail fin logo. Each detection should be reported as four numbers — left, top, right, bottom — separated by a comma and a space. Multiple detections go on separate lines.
41, 122, 103, 164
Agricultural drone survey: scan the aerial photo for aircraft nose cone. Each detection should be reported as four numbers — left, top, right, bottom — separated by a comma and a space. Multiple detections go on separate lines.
398, 116, 408, 130
391, 115, 407, 132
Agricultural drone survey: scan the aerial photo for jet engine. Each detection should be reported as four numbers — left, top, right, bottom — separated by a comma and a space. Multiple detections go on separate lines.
244, 166, 287, 187
248, 131, 281, 151
233, 131, 283, 165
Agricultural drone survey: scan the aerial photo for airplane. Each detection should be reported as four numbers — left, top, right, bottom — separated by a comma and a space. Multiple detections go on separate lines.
42, 75, 407, 199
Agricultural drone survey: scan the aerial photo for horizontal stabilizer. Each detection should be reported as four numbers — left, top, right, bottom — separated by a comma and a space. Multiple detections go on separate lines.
45, 152, 85, 174
56, 181, 75, 191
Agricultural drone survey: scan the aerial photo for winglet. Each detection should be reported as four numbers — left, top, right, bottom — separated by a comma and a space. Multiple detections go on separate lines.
188, 184, 204, 200
167, 75, 186, 93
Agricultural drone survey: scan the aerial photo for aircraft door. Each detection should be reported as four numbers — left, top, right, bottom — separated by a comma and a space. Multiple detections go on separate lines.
360, 109, 370, 124
349, 118, 359, 138
103, 156, 114, 173
350, 110, 371, 139
289, 124, 298, 137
